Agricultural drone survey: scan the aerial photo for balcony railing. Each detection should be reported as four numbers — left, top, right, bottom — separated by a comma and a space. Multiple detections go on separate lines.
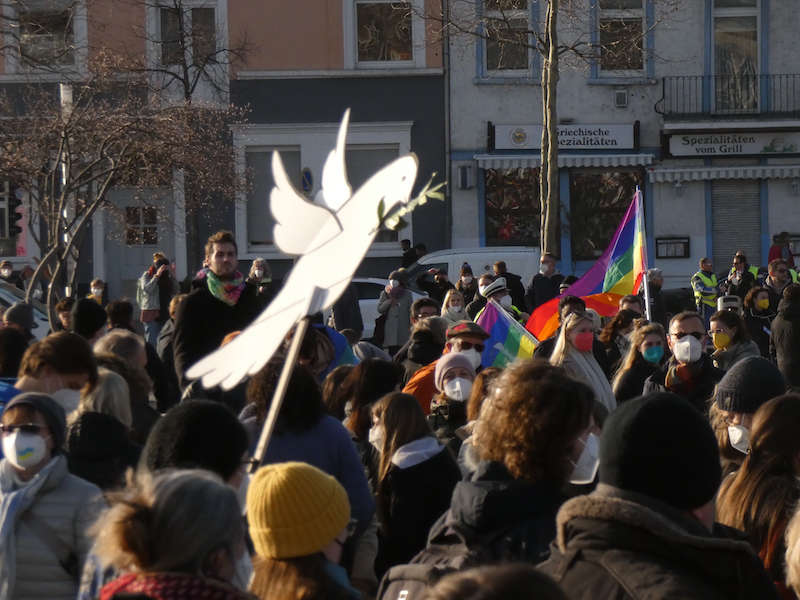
657, 74, 800, 119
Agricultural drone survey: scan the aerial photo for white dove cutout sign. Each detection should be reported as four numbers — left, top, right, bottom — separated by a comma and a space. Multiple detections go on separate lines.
186, 110, 419, 391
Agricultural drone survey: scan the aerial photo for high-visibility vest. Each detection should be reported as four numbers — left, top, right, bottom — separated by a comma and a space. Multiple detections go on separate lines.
792, 269, 799, 284
728, 265, 759, 280
693, 271, 718, 308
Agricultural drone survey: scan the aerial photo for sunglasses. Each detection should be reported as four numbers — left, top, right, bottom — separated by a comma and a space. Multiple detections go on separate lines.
0, 423, 48, 435
456, 341, 485, 352
669, 332, 704, 340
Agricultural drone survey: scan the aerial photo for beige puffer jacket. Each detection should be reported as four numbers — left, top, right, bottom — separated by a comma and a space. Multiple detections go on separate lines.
2, 455, 105, 600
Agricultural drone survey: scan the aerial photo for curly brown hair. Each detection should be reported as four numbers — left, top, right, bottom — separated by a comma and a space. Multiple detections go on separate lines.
474, 360, 594, 483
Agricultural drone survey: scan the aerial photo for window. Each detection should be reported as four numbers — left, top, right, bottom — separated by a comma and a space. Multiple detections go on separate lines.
598, 0, 644, 73
484, 0, 530, 73
159, 5, 216, 66
713, 0, 758, 113
356, 1, 412, 63
234, 121, 413, 257
346, 145, 401, 242
126, 206, 159, 246
569, 170, 642, 261
19, 6, 74, 66
484, 168, 541, 246
245, 148, 301, 247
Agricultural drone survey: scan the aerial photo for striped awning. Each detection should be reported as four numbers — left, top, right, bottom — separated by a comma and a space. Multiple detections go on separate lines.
473, 153, 654, 169
648, 164, 800, 183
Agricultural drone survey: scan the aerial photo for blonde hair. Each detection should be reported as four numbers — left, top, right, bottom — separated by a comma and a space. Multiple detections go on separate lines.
93, 469, 242, 574
550, 312, 593, 366
441, 289, 465, 315
786, 503, 800, 595
612, 322, 666, 394
72, 368, 132, 429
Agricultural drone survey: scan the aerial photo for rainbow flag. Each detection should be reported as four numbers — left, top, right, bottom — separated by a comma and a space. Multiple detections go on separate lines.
526, 188, 648, 341
476, 299, 538, 368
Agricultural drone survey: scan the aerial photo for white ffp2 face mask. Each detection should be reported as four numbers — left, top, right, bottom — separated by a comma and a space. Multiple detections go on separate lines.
570, 433, 599, 485
728, 425, 750, 454
458, 348, 482, 370
443, 377, 473, 402
672, 335, 702, 364
369, 425, 385, 451
2, 431, 48, 471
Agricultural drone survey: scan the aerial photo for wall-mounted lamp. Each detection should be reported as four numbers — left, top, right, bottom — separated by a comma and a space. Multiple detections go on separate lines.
673, 181, 683, 197
791, 178, 800, 196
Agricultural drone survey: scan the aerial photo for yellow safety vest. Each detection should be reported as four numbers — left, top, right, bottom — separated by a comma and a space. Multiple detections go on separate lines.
792, 269, 799, 284
728, 265, 759, 279
693, 271, 718, 308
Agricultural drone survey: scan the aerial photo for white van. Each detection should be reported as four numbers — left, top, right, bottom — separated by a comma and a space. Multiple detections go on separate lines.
405, 247, 540, 288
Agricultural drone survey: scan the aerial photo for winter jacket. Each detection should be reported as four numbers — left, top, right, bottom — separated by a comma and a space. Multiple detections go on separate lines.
745, 308, 776, 358
427, 397, 468, 457
402, 360, 438, 415
156, 318, 181, 408
455, 279, 478, 305
375, 437, 460, 576
501, 271, 526, 313
465, 295, 486, 321
425, 460, 567, 564
643, 354, 724, 412
614, 354, 659, 404
172, 279, 262, 389
711, 339, 761, 372
240, 408, 376, 528
771, 298, 800, 388
377, 288, 413, 348
539, 486, 780, 600
720, 268, 757, 300
0, 455, 105, 600
137, 269, 178, 315
525, 273, 564, 312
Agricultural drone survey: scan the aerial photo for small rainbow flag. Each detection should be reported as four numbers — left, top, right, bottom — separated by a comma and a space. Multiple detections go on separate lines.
526, 187, 648, 341
476, 299, 539, 368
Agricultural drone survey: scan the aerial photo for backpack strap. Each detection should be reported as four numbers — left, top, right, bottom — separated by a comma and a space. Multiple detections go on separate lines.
20, 511, 80, 580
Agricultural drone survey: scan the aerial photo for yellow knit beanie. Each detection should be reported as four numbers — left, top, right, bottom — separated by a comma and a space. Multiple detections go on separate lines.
246, 461, 351, 559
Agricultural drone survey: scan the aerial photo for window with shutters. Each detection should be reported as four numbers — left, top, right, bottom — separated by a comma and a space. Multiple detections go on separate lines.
711, 179, 761, 268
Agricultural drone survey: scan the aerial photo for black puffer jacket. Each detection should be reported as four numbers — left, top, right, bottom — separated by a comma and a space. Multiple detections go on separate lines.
423, 460, 567, 564
744, 307, 775, 358
539, 488, 779, 600
770, 298, 800, 388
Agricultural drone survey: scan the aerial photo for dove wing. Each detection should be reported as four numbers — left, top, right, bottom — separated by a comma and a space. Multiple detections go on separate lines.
316, 109, 352, 211
271, 151, 342, 256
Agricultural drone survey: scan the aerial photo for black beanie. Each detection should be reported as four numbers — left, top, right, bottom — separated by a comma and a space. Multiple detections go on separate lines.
714, 356, 786, 414
140, 400, 248, 481
599, 392, 721, 510
5, 392, 67, 450
71, 297, 108, 340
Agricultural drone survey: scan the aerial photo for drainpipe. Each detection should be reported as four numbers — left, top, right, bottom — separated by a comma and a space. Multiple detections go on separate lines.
442, 0, 452, 249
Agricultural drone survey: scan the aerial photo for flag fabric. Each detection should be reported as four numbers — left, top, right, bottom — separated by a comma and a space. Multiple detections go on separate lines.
526, 188, 648, 341
476, 299, 539, 368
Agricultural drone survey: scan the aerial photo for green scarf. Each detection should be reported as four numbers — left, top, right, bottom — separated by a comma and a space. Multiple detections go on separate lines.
206, 270, 245, 306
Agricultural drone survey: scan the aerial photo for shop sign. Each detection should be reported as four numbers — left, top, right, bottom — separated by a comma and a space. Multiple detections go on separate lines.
495, 124, 635, 150
668, 131, 800, 157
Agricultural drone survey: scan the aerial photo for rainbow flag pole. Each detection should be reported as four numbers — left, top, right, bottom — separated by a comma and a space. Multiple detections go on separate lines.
526, 186, 649, 341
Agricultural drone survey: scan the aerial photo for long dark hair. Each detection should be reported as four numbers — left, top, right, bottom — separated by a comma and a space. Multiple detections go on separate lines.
717, 394, 800, 579
343, 359, 403, 440
246, 359, 324, 434
598, 309, 637, 345
371, 393, 432, 484
250, 554, 351, 600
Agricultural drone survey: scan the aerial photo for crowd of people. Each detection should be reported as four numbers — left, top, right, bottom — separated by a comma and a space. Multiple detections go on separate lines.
2, 229, 800, 599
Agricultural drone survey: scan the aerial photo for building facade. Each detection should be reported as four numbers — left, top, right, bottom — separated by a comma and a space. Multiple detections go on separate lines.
449, 0, 800, 287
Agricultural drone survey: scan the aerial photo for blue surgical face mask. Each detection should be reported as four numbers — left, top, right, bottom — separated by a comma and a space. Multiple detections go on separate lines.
642, 345, 664, 364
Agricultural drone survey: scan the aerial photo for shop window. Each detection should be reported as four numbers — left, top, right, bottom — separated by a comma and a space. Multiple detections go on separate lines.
245, 149, 301, 247
126, 206, 159, 246
569, 170, 642, 261
598, 0, 644, 73
345, 145, 401, 242
484, 168, 541, 246
19, 6, 75, 66
356, 1, 413, 63
484, 0, 530, 73
713, 0, 758, 113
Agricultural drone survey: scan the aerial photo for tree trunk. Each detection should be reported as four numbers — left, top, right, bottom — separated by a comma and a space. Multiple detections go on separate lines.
539, 0, 560, 258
